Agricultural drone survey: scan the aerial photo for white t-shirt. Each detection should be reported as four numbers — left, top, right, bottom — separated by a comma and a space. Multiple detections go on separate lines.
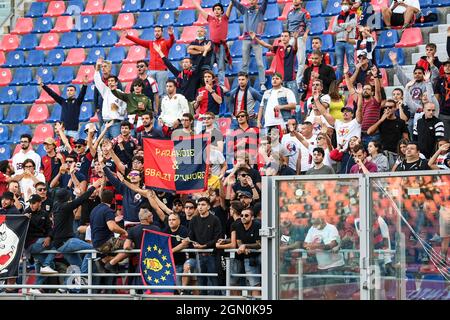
355, 216, 392, 264
209, 149, 226, 176
305, 223, 345, 270
304, 113, 334, 136
12, 150, 42, 175
334, 118, 362, 150
281, 134, 302, 172
392, 0, 420, 14
299, 135, 317, 172
17, 172, 46, 202
262, 87, 297, 127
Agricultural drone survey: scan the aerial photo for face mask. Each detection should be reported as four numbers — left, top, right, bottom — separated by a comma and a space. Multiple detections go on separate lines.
339, 90, 345, 96
341, 5, 349, 12
197, 36, 205, 41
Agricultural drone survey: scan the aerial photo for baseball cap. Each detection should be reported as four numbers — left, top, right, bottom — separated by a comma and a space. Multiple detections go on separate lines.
237, 190, 252, 199
28, 194, 42, 203
341, 106, 355, 113
75, 139, 86, 146
357, 49, 368, 57
43, 137, 56, 146
1, 191, 15, 201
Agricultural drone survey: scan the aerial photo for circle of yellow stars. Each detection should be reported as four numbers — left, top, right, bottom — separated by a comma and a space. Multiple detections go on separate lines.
142, 244, 173, 284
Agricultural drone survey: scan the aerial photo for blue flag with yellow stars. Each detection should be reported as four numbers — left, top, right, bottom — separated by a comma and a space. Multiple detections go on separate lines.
140, 229, 176, 294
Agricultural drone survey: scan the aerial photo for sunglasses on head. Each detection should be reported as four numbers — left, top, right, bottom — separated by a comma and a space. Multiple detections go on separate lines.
128, 172, 140, 177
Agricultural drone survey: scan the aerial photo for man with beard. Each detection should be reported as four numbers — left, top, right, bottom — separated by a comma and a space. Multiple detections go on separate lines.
132, 60, 159, 113
136, 111, 164, 145
111, 121, 138, 167
159, 80, 190, 136
12, 134, 41, 175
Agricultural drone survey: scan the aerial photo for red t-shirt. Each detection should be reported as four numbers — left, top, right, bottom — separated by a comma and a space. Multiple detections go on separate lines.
207, 14, 229, 43
0, 172, 8, 196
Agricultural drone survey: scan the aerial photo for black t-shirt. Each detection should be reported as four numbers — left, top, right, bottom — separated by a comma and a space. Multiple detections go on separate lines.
127, 224, 161, 249
80, 197, 101, 226
211, 205, 227, 238
189, 39, 213, 69
164, 225, 190, 266
233, 219, 261, 259
379, 118, 409, 152
90, 203, 116, 248
395, 158, 431, 171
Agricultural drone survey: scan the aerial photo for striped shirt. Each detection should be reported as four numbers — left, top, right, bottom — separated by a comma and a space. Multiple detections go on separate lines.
413, 116, 445, 158
361, 98, 380, 132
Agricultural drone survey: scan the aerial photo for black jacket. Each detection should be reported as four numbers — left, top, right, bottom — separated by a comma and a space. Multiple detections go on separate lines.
301, 63, 336, 101
25, 207, 52, 247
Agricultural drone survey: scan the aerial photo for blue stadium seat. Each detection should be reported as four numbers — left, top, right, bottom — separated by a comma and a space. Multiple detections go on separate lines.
35, 144, 46, 158
10, 68, 32, 86
249, 56, 267, 75
92, 15, 113, 31
306, 0, 323, 17
123, 0, 142, 12
322, 0, 341, 16
47, 104, 62, 123
65, 0, 85, 13
0, 125, 8, 143
8, 125, 32, 144
32, 17, 53, 33
16, 85, 39, 103
229, 40, 242, 58
52, 66, 75, 84
143, 0, 162, 11
79, 103, 94, 121
161, 0, 181, 11
230, 77, 239, 90
419, 0, 433, 7
140, 28, 155, 40
225, 59, 242, 76
98, 30, 118, 47
58, 32, 78, 49
431, 0, 450, 7
45, 49, 65, 66
157, 11, 175, 27
201, 0, 216, 7
321, 34, 334, 52
0, 87, 18, 104
79, 31, 98, 48
25, 2, 47, 18
18, 33, 39, 51
84, 84, 95, 101
107, 46, 126, 63
3, 105, 27, 124
262, 20, 282, 39
376, 29, 399, 48
163, 27, 179, 39
228, 7, 242, 23
25, 50, 45, 67
34, 67, 54, 84
3, 51, 25, 67
134, 12, 155, 29
75, 15, 93, 31
263, 3, 280, 21
414, 8, 439, 27
376, 48, 405, 68
0, 109, 3, 123
175, 10, 196, 27
168, 44, 187, 61
84, 47, 105, 64
0, 144, 10, 161
309, 17, 326, 35
227, 23, 241, 40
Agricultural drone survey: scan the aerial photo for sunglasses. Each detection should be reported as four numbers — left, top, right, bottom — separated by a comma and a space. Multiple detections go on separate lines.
239, 174, 248, 177
37, 188, 47, 192
75, 145, 84, 149
137, 65, 146, 68
237, 114, 247, 118
66, 161, 75, 164
185, 206, 194, 209
241, 214, 250, 218
128, 172, 140, 177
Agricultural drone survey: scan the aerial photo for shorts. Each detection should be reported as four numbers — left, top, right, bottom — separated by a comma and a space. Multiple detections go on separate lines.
439, 206, 450, 237
96, 237, 125, 255
175, 258, 198, 284
318, 266, 345, 286
243, 256, 261, 287
391, 13, 405, 26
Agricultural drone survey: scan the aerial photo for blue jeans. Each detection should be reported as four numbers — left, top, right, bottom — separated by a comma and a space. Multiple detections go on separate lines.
212, 44, 226, 87
148, 70, 169, 96
57, 238, 93, 274
242, 39, 266, 85
29, 238, 56, 285
102, 122, 121, 140
243, 256, 261, 287
198, 255, 220, 295
294, 36, 307, 85
335, 41, 355, 79
283, 80, 301, 123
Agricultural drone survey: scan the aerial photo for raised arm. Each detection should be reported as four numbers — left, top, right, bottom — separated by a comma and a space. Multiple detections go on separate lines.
124, 31, 152, 49
355, 83, 363, 124
37, 76, 64, 105
55, 122, 74, 153
249, 31, 273, 50
75, 75, 89, 105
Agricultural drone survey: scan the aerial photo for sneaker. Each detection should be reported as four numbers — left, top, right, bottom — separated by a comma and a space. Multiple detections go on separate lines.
260, 84, 267, 91
40, 266, 58, 274
430, 234, 441, 242
56, 288, 67, 294
104, 262, 119, 273
27, 288, 41, 294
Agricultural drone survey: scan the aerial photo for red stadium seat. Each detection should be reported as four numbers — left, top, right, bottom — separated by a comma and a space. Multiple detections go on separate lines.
323, 16, 337, 35
32, 124, 54, 144
123, 45, 147, 63
371, 0, 388, 11
0, 69, 12, 86
116, 29, 139, 46
36, 84, 60, 103
44, 1, 66, 17
62, 48, 86, 66
178, 0, 195, 10
82, 0, 104, 15
0, 52, 5, 65
112, 13, 135, 30
103, 0, 122, 14
0, 34, 20, 51
193, 8, 213, 26
52, 16, 74, 33
24, 103, 49, 124
90, 112, 99, 122
217, 117, 231, 136
36, 33, 60, 50
72, 65, 95, 84
177, 26, 198, 44
11, 18, 33, 35
277, 2, 292, 21
118, 63, 138, 82
395, 28, 423, 47
265, 57, 277, 75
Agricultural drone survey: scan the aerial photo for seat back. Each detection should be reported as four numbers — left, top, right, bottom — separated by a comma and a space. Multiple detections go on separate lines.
24, 103, 49, 124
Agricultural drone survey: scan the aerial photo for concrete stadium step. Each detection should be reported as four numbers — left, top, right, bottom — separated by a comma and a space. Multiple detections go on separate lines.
437, 24, 450, 34
429, 32, 447, 44
418, 43, 447, 52
393, 65, 415, 86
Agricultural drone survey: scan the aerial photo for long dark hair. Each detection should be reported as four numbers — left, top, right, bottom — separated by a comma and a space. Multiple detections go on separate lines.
328, 79, 343, 101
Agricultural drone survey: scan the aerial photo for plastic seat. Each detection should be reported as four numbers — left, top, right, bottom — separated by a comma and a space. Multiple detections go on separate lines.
168, 44, 186, 61
92, 15, 113, 31
36, 84, 60, 103
249, 56, 266, 75
73, 65, 95, 84
10, 68, 32, 86
60, 48, 85, 66
52, 16, 74, 33
118, 63, 138, 82
175, 10, 195, 27
36, 33, 59, 50
45, 49, 65, 65
84, 84, 95, 101
414, 8, 439, 27
177, 26, 200, 44
217, 117, 231, 136
227, 23, 241, 41
178, 0, 195, 10
123, 46, 147, 63
3, 105, 26, 123
18, 33, 39, 51
116, 29, 139, 46
229, 40, 242, 58
103, 0, 122, 14
431, 0, 450, 6
263, 3, 280, 21
113, 13, 135, 30
32, 17, 53, 33
17, 85, 39, 104
57, 32, 77, 49
106, 46, 125, 63
376, 29, 399, 48
140, 28, 155, 40
52, 66, 74, 84
201, 0, 216, 7
225, 59, 241, 76
157, 11, 175, 27
47, 104, 62, 123
79, 31, 98, 48
0, 34, 20, 52
277, 2, 292, 21
24, 50, 44, 67
395, 28, 423, 48
0, 52, 4, 65
371, 0, 389, 11
161, 0, 181, 11
419, 0, 433, 7
97, 30, 118, 47
305, 0, 323, 17
3, 51, 25, 67
84, 47, 105, 64
79, 102, 94, 121
82, 0, 104, 15
44, 1, 66, 17
323, 0, 341, 16
11, 18, 33, 35
0, 144, 10, 160
123, 0, 142, 12
24, 103, 49, 124
0, 125, 8, 143
66, 0, 85, 13
0, 86, 17, 104
376, 48, 405, 68
262, 20, 282, 39
25, 2, 47, 18
34, 67, 54, 84
0, 69, 12, 86
194, 9, 212, 26
309, 16, 326, 36
142, 0, 162, 11
323, 16, 337, 35
32, 124, 54, 145
133, 12, 155, 29
75, 16, 93, 31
